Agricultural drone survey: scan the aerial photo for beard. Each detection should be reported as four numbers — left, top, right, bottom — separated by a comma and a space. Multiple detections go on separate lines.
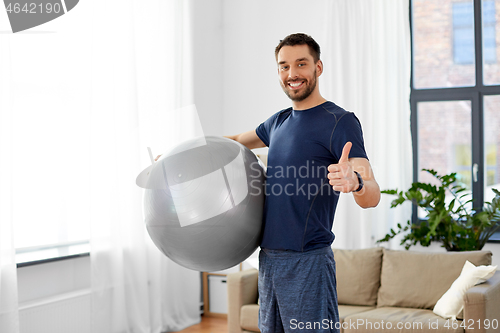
280, 70, 317, 102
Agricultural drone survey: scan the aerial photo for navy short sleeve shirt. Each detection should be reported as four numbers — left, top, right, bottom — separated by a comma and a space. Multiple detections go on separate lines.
255, 101, 368, 252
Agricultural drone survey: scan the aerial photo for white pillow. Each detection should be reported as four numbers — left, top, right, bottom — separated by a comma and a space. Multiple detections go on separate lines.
461, 260, 494, 284
433, 260, 497, 320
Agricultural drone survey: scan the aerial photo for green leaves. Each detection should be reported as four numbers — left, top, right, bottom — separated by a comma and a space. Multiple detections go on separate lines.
377, 169, 500, 251
381, 189, 398, 195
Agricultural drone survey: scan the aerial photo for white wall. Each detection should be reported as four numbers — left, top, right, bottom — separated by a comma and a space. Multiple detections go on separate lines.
17, 257, 90, 304
483, 243, 500, 268
191, 0, 224, 136
221, 0, 330, 138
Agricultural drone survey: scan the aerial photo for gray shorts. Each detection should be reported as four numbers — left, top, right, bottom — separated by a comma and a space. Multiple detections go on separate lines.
258, 246, 340, 333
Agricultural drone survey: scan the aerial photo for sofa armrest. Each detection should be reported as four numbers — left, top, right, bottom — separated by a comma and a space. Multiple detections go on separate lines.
227, 269, 259, 333
464, 271, 500, 333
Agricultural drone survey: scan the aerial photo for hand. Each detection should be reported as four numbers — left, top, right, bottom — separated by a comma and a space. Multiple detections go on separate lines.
327, 142, 359, 193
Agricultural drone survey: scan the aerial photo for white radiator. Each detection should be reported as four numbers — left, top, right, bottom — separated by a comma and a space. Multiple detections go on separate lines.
19, 289, 91, 333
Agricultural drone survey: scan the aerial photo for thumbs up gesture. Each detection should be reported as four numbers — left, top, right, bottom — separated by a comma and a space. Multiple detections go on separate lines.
327, 142, 359, 193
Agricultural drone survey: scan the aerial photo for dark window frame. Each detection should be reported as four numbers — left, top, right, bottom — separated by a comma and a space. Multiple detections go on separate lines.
410, 0, 500, 242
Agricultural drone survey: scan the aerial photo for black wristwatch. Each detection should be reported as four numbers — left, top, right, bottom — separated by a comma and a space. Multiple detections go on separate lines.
353, 171, 364, 192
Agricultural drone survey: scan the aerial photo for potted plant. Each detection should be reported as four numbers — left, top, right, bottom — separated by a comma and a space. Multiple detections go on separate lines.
377, 169, 500, 251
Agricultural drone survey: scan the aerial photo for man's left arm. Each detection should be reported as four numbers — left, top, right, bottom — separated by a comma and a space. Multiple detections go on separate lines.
327, 142, 381, 209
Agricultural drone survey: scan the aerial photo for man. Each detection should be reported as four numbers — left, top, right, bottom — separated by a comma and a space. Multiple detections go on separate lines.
226, 33, 380, 332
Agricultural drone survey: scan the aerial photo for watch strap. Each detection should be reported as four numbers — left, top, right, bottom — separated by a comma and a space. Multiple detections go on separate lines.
353, 171, 364, 192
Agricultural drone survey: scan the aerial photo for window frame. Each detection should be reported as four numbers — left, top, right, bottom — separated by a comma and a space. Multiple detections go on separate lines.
410, 0, 500, 242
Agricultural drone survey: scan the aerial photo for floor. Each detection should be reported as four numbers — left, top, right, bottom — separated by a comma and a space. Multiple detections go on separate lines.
174, 315, 228, 333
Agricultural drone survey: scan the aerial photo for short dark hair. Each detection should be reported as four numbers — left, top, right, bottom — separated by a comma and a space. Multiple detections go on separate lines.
275, 33, 321, 63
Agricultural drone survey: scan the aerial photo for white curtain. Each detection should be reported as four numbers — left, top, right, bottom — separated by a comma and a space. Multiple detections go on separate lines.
0, 37, 20, 333
89, 0, 200, 332
0, 0, 200, 331
323, 0, 413, 250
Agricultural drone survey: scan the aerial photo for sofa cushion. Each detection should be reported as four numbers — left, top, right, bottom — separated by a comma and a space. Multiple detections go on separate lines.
333, 247, 383, 306
338, 305, 376, 333
241, 304, 260, 332
343, 307, 463, 333
339, 305, 377, 320
378, 249, 492, 309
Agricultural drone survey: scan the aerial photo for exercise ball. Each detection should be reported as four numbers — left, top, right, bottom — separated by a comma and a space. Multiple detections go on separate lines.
137, 136, 265, 271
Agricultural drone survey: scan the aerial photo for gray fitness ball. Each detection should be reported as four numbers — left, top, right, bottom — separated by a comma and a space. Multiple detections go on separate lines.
136, 136, 265, 271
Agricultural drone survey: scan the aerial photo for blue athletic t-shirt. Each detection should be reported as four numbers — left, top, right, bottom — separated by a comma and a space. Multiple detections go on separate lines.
255, 101, 368, 252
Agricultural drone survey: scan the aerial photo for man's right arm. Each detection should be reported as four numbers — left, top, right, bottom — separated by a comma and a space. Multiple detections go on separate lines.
225, 130, 266, 150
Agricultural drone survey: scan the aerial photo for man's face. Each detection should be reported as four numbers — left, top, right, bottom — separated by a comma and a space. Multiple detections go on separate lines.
277, 45, 320, 102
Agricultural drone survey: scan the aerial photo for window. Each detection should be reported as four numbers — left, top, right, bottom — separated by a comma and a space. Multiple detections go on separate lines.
483, 0, 497, 64
453, 2, 475, 64
8, 10, 92, 265
484, 95, 500, 202
411, 0, 500, 240
453, 1, 497, 65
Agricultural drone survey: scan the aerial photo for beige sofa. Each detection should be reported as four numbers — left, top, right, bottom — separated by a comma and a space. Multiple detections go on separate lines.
227, 247, 500, 333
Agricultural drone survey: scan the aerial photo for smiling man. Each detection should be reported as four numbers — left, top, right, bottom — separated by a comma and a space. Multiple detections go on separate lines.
226, 33, 380, 333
